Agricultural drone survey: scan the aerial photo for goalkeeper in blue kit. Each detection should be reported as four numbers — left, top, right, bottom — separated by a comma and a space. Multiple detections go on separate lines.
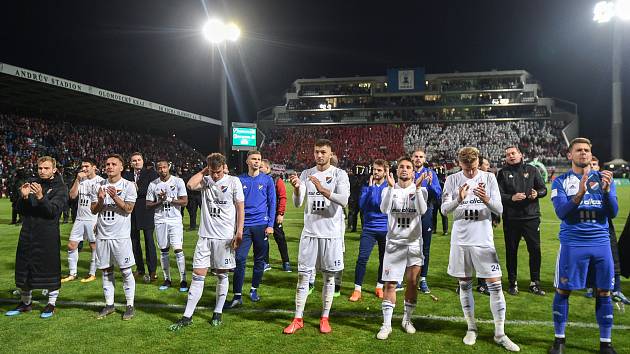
549, 138, 619, 354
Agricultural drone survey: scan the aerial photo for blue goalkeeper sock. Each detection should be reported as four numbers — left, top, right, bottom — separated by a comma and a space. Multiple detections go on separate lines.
613, 274, 621, 292
595, 295, 613, 343
552, 292, 569, 338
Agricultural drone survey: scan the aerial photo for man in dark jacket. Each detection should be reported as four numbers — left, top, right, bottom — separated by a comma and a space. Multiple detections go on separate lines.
497, 146, 547, 296
124, 152, 158, 283
181, 165, 201, 231
6, 156, 68, 318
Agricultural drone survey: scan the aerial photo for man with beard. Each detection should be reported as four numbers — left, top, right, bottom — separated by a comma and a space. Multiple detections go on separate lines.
6, 156, 68, 319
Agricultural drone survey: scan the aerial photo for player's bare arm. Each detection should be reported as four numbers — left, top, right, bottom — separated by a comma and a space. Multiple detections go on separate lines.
187, 167, 208, 191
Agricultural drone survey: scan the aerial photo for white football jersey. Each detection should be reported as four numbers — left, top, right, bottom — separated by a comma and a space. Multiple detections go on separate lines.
442, 170, 502, 247
294, 166, 350, 239
146, 176, 188, 224
199, 175, 244, 240
381, 183, 428, 245
91, 178, 137, 239
76, 175, 104, 222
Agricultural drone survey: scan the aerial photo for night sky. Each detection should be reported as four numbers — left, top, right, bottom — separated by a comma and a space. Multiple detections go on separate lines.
1, 0, 628, 160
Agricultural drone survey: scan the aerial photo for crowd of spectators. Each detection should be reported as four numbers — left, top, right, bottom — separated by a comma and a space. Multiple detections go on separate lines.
261, 124, 407, 169
262, 119, 566, 169
403, 120, 567, 166
0, 114, 205, 182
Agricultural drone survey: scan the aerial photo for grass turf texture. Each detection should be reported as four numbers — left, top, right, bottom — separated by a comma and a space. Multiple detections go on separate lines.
0, 185, 628, 354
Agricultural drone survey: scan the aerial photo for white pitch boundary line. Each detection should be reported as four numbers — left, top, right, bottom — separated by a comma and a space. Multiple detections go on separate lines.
1, 298, 628, 330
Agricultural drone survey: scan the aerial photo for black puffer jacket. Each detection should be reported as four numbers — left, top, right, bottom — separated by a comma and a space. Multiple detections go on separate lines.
15, 174, 68, 290
497, 162, 547, 221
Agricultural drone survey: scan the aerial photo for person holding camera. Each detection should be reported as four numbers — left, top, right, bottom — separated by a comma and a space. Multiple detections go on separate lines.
497, 146, 547, 296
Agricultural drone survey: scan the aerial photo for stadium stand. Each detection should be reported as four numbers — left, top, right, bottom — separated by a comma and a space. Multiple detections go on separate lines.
0, 114, 205, 180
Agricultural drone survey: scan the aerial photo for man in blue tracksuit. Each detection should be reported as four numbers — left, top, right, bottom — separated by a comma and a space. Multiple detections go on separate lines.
412, 148, 442, 293
549, 138, 618, 354
225, 150, 276, 308
349, 159, 389, 302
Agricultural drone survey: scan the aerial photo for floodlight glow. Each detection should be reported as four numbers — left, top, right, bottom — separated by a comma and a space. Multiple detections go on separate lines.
617, 0, 630, 20
594, 1, 615, 23
225, 23, 241, 41
203, 18, 227, 43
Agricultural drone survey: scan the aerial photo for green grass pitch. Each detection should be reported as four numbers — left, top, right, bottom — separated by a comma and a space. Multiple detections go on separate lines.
0, 184, 628, 354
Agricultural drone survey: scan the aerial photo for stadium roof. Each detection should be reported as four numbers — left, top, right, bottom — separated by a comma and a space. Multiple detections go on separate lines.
0, 62, 221, 133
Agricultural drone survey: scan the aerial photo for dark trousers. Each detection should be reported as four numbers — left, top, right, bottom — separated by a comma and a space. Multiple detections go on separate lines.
234, 225, 269, 294
503, 218, 541, 283
354, 229, 387, 286
11, 202, 20, 223
432, 201, 448, 234
265, 222, 290, 264
131, 228, 157, 274
186, 196, 200, 229
347, 206, 359, 232
420, 207, 434, 278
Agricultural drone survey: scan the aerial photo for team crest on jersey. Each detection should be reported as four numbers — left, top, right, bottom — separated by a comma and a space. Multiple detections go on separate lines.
170, 185, 176, 191
258, 184, 263, 190
221, 185, 228, 193
523, 173, 529, 178
408, 193, 416, 201
325, 176, 332, 184
243, 185, 247, 189
588, 181, 600, 191
116, 189, 123, 196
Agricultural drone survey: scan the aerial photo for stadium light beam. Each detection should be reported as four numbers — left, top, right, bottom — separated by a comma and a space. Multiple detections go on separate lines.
202, 18, 241, 155
594, 1, 628, 160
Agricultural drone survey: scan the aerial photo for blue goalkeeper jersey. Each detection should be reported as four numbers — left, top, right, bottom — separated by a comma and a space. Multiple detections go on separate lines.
358, 182, 388, 232
551, 170, 618, 246
238, 172, 276, 228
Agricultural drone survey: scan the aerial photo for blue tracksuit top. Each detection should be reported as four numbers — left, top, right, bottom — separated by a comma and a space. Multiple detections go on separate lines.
358, 182, 388, 232
238, 172, 276, 228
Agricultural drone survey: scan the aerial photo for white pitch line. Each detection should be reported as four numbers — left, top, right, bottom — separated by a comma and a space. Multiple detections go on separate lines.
1, 298, 628, 330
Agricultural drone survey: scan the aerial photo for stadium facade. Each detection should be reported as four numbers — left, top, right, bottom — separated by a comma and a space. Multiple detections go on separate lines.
258, 69, 578, 167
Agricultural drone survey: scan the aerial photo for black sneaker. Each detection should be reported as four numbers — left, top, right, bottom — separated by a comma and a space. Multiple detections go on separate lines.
159, 279, 172, 291
5, 302, 33, 316
169, 316, 193, 331
508, 282, 519, 296
179, 280, 189, 292
97, 305, 116, 319
210, 312, 222, 326
529, 282, 546, 296
549, 337, 565, 354
599, 342, 617, 354
122, 305, 134, 320
40, 303, 56, 319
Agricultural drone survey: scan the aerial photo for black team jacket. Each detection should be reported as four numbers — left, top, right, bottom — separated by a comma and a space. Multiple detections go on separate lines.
496, 161, 547, 221
15, 173, 68, 290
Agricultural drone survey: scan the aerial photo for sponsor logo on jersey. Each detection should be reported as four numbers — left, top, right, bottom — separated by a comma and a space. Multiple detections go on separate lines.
221, 185, 228, 193
391, 208, 417, 213
212, 200, 228, 205
461, 198, 484, 205
582, 198, 602, 206
325, 176, 332, 184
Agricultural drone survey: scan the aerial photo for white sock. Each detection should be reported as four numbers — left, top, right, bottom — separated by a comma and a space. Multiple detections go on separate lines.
309, 270, 316, 285
354, 284, 362, 291
21, 290, 32, 305
89, 248, 97, 276
295, 271, 311, 318
376, 282, 384, 289
403, 300, 416, 323
160, 251, 170, 281
382, 300, 395, 328
215, 273, 228, 314
487, 280, 506, 337
459, 280, 477, 331
322, 272, 335, 317
183, 273, 205, 318
121, 267, 135, 306
102, 270, 115, 306
48, 289, 59, 306
68, 249, 78, 276
175, 251, 186, 282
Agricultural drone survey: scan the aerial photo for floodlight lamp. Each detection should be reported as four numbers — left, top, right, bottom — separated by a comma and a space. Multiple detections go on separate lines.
616, 0, 630, 20
225, 23, 241, 41
203, 18, 227, 43
594, 1, 615, 23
